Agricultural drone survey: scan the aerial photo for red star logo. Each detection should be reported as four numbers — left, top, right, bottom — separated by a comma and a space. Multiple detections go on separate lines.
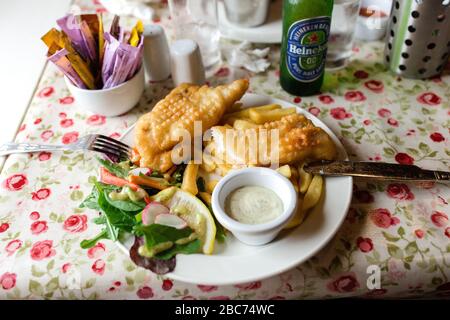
308, 33, 319, 43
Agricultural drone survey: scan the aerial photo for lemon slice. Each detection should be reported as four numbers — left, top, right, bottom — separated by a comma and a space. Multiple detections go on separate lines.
151, 187, 217, 254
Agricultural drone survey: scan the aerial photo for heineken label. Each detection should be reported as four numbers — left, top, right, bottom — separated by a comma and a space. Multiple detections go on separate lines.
286, 16, 330, 82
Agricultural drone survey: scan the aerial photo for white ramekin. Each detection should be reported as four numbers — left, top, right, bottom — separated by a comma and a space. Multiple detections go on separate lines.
211, 167, 297, 246
64, 66, 145, 117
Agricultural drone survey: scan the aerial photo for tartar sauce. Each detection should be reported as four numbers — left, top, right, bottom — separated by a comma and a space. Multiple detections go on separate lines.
225, 186, 283, 224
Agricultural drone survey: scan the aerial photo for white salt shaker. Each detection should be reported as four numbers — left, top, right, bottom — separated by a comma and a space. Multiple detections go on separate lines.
142, 25, 171, 81
170, 39, 206, 86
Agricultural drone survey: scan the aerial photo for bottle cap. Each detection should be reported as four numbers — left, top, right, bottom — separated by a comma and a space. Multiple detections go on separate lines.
170, 39, 206, 86
142, 24, 171, 81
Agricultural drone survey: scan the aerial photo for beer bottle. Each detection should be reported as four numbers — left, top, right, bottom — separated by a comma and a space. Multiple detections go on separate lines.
280, 0, 334, 96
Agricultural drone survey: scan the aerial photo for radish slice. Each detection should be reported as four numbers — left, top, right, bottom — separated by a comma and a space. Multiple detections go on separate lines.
129, 167, 152, 176
155, 214, 188, 230
142, 202, 169, 225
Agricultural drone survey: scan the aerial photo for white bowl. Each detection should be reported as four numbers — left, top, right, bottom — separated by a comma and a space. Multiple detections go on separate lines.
211, 167, 297, 246
64, 66, 145, 117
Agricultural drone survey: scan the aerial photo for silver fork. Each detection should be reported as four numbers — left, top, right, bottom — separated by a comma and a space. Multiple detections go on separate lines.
0, 134, 131, 160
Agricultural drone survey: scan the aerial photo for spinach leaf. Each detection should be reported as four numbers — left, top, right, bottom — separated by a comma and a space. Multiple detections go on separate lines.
80, 229, 108, 249
103, 190, 146, 212
97, 181, 120, 192
79, 186, 100, 210
134, 224, 193, 249
156, 239, 201, 260
98, 191, 136, 233
92, 215, 107, 225
97, 157, 129, 178
105, 214, 120, 241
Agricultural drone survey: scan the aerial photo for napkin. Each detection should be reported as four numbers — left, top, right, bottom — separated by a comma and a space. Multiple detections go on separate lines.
225, 41, 271, 73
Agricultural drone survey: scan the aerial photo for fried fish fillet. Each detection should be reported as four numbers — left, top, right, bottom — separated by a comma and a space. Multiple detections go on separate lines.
135, 79, 249, 172
209, 113, 337, 166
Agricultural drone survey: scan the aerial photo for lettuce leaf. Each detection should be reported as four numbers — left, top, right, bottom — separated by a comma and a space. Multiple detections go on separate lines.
130, 237, 176, 274
134, 224, 200, 260
103, 190, 146, 212
156, 239, 201, 260
134, 224, 193, 248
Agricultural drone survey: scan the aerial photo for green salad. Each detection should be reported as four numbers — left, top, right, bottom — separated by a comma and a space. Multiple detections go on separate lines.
79, 157, 225, 274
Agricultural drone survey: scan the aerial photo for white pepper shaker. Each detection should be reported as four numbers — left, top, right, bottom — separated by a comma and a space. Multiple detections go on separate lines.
170, 39, 206, 86
142, 24, 171, 81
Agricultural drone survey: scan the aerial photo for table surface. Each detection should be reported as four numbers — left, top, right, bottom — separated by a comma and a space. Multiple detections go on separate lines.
0, 0, 449, 299
0, 0, 72, 169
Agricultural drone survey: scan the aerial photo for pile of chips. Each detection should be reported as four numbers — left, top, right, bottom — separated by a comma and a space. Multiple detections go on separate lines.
41, 14, 144, 89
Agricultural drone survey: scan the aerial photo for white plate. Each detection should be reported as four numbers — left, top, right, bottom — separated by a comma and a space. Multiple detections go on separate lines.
218, 0, 282, 44
118, 93, 352, 285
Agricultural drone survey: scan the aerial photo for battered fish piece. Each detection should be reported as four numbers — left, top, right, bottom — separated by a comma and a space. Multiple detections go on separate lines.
209, 113, 337, 166
135, 79, 249, 171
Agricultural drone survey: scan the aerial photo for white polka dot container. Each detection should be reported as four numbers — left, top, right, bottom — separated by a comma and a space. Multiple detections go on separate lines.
384, 0, 450, 79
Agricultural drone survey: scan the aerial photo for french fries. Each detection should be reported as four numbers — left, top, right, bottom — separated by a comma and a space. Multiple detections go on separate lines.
198, 192, 212, 206
223, 104, 281, 121
302, 175, 323, 212
289, 166, 299, 192
249, 107, 296, 124
200, 152, 216, 172
206, 179, 218, 194
276, 165, 291, 178
283, 195, 304, 229
233, 119, 259, 130
249, 103, 282, 112
283, 174, 323, 229
181, 161, 199, 195
298, 163, 312, 194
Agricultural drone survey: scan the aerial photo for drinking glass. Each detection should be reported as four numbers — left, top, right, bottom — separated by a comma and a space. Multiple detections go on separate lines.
326, 0, 361, 70
168, 0, 222, 75
223, 0, 270, 27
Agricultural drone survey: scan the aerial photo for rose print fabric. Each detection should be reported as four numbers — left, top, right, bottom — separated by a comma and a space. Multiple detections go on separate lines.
0, 0, 449, 299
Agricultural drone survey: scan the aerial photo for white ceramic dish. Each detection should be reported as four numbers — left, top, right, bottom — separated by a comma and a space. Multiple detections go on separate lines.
118, 93, 353, 285
218, 0, 282, 44
212, 167, 298, 246
64, 66, 144, 117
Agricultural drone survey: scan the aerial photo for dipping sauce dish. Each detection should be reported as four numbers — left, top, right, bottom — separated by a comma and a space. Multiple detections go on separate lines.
212, 167, 297, 246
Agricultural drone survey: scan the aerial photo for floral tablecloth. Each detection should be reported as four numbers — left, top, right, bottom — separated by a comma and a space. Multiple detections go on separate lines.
1, 0, 449, 300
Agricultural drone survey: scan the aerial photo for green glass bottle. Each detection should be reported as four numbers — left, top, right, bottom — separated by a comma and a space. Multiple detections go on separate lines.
280, 0, 334, 96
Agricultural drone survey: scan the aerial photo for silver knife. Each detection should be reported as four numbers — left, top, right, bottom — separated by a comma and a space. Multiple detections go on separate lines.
303, 160, 450, 181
